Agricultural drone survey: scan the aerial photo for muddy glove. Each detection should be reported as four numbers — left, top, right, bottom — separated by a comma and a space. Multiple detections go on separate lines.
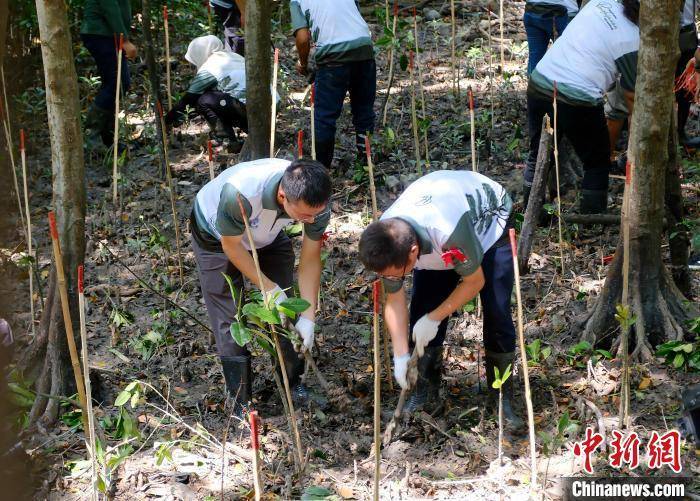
412, 314, 440, 357
294, 317, 315, 352
393, 353, 411, 390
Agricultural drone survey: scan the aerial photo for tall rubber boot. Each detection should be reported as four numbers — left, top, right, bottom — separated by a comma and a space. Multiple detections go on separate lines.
276, 337, 308, 406
485, 350, 525, 432
355, 133, 369, 163
315, 139, 335, 169
85, 103, 112, 151
220, 355, 252, 417
404, 346, 443, 414
579, 190, 608, 214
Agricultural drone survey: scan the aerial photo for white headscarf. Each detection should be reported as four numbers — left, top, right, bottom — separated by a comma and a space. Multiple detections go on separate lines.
185, 35, 224, 70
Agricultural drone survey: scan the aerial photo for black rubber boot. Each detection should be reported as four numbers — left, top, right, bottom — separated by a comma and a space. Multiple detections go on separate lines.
276, 337, 308, 406
208, 118, 236, 142
485, 350, 525, 433
355, 133, 369, 163
405, 346, 443, 414
315, 139, 335, 169
521, 182, 532, 210
85, 103, 112, 150
579, 189, 608, 214
220, 355, 252, 418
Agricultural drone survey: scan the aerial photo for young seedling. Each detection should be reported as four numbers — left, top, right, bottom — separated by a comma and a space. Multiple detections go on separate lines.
270, 48, 279, 158
48, 212, 89, 433
310, 84, 316, 160
156, 101, 184, 286
381, 1, 399, 127
163, 6, 172, 111
372, 280, 381, 501
78, 265, 99, 501
249, 410, 263, 500
207, 139, 215, 180
20, 129, 35, 335
412, 8, 429, 166
297, 129, 303, 159
508, 228, 537, 487
450, 0, 457, 97
113, 33, 124, 205
468, 87, 477, 172
408, 51, 422, 174
491, 363, 511, 466
552, 82, 565, 276
618, 161, 633, 429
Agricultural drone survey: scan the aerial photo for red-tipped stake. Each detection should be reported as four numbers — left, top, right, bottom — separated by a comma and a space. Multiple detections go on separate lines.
310, 84, 316, 160
412, 7, 430, 167
508, 229, 537, 488
297, 130, 303, 159
207, 140, 215, 180
20, 129, 35, 335
250, 410, 263, 501
48, 212, 89, 433
372, 280, 381, 501
163, 6, 172, 110
270, 48, 280, 158
78, 265, 98, 501
552, 81, 565, 276
408, 50, 422, 174
619, 161, 633, 428
381, 2, 400, 126
112, 33, 124, 205
156, 101, 184, 286
468, 87, 477, 172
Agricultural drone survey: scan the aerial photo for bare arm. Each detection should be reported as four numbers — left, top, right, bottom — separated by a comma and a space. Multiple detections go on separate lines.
235, 0, 245, 26
385, 287, 409, 356
428, 267, 485, 322
221, 235, 277, 292
297, 234, 322, 321
295, 28, 311, 74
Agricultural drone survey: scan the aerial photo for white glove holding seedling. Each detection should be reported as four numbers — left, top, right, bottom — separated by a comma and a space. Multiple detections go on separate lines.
265, 285, 288, 307
412, 314, 440, 357
295, 317, 315, 352
393, 353, 411, 390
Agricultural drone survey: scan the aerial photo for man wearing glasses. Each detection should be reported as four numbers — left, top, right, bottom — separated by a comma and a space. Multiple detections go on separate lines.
358, 170, 523, 431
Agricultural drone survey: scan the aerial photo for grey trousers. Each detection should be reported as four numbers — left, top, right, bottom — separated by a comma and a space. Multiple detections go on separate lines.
191, 232, 305, 386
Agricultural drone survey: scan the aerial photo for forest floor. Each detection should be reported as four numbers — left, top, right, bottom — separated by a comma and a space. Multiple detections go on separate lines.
2, 1, 700, 499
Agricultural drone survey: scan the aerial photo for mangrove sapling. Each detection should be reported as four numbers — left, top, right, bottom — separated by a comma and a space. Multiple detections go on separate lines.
491, 363, 511, 466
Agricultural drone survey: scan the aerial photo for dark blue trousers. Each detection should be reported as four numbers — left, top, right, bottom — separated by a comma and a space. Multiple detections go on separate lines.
314, 59, 376, 145
81, 34, 131, 111
409, 242, 516, 354
523, 10, 570, 75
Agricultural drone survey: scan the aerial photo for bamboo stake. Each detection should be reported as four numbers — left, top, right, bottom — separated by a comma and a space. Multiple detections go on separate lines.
156, 101, 184, 286
310, 84, 316, 161
552, 82, 566, 276
372, 280, 381, 501
413, 8, 429, 167
235, 194, 305, 475
408, 51, 422, 175
78, 265, 98, 501
499, 0, 505, 72
381, 2, 399, 126
365, 137, 392, 389
0, 87, 27, 241
112, 33, 124, 205
385, 0, 389, 27
619, 161, 632, 429
487, 8, 494, 160
468, 87, 477, 172
48, 212, 89, 433
450, 0, 457, 97
19, 129, 35, 335
163, 6, 172, 111
297, 129, 303, 159
207, 139, 215, 180
508, 228, 537, 488
270, 48, 279, 158
249, 410, 263, 501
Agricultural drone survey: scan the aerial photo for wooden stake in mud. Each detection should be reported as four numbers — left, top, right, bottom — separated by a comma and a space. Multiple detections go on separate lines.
487, 8, 495, 161
508, 228, 537, 488
249, 410, 263, 501
235, 194, 305, 475
381, 2, 399, 126
499, 0, 505, 72
112, 33, 124, 205
619, 161, 632, 429
163, 6, 173, 111
207, 139, 215, 180
270, 48, 280, 158
20, 130, 35, 335
468, 87, 477, 172
156, 101, 184, 286
297, 129, 303, 159
78, 266, 98, 501
450, 0, 457, 97
408, 51, 422, 174
48, 212, 89, 433
0, 85, 27, 240
412, 8, 429, 166
552, 82, 566, 276
310, 84, 316, 160
372, 280, 382, 501
365, 137, 392, 389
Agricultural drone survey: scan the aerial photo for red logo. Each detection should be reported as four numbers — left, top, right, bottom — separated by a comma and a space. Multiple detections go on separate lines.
647, 430, 682, 473
573, 427, 605, 474
441, 248, 467, 267
608, 430, 641, 470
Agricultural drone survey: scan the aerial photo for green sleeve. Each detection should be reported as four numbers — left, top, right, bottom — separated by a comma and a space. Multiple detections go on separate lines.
290, 1, 308, 33
615, 51, 638, 92
215, 184, 251, 237
443, 213, 484, 276
97, 0, 130, 36
187, 70, 218, 95
303, 206, 331, 240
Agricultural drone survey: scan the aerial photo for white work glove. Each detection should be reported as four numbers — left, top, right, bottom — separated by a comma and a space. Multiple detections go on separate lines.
412, 314, 440, 357
393, 353, 411, 390
265, 285, 288, 307
295, 317, 315, 352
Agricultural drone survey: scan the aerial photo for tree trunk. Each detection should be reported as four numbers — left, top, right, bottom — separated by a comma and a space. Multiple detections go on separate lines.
581, 0, 694, 361
244, 0, 272, 160
26, 0, 86, 424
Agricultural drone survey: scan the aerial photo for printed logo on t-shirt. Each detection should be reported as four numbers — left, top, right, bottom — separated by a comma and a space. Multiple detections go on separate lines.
249, 217, 260, 228
415, 195, 432, 206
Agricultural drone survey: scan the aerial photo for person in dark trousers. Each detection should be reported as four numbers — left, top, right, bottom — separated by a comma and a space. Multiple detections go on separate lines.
525, 0, 639, 214
80, 0, 137, 150
165, 36, 247, 143
290, 0, 376, 169
190, 158, 331, 414
209, 0, 245, 54
358, 170, 524, 432
523, 0, 578, 74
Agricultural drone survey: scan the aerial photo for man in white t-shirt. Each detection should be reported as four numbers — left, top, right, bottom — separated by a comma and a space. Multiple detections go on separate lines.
290, 0, 376, 169
190, 158, 331, 414
358, 171, 524, 431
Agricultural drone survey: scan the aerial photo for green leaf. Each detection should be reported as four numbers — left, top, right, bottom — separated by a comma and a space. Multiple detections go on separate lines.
492, 379, 502, 389
222, 273, 241, 304
673, 353, 685, 369
279, 297, 311, 314
115, 390, 131, 407
501, 364, 512, 383
130, 389, 140, 409
230, 322, 253, 347
301, 485, 335, 500
257, 336, 276, 357
541, 346, 552, 360
680, 343, 694, 353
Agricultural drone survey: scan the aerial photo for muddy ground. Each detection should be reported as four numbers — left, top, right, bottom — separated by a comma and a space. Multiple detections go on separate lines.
1, 1, 699, 499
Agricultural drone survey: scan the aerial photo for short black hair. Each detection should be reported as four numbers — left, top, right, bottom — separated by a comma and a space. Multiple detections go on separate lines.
359, 218, 417, 272
281, 159, 332, 207
622, 0, 640, 24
